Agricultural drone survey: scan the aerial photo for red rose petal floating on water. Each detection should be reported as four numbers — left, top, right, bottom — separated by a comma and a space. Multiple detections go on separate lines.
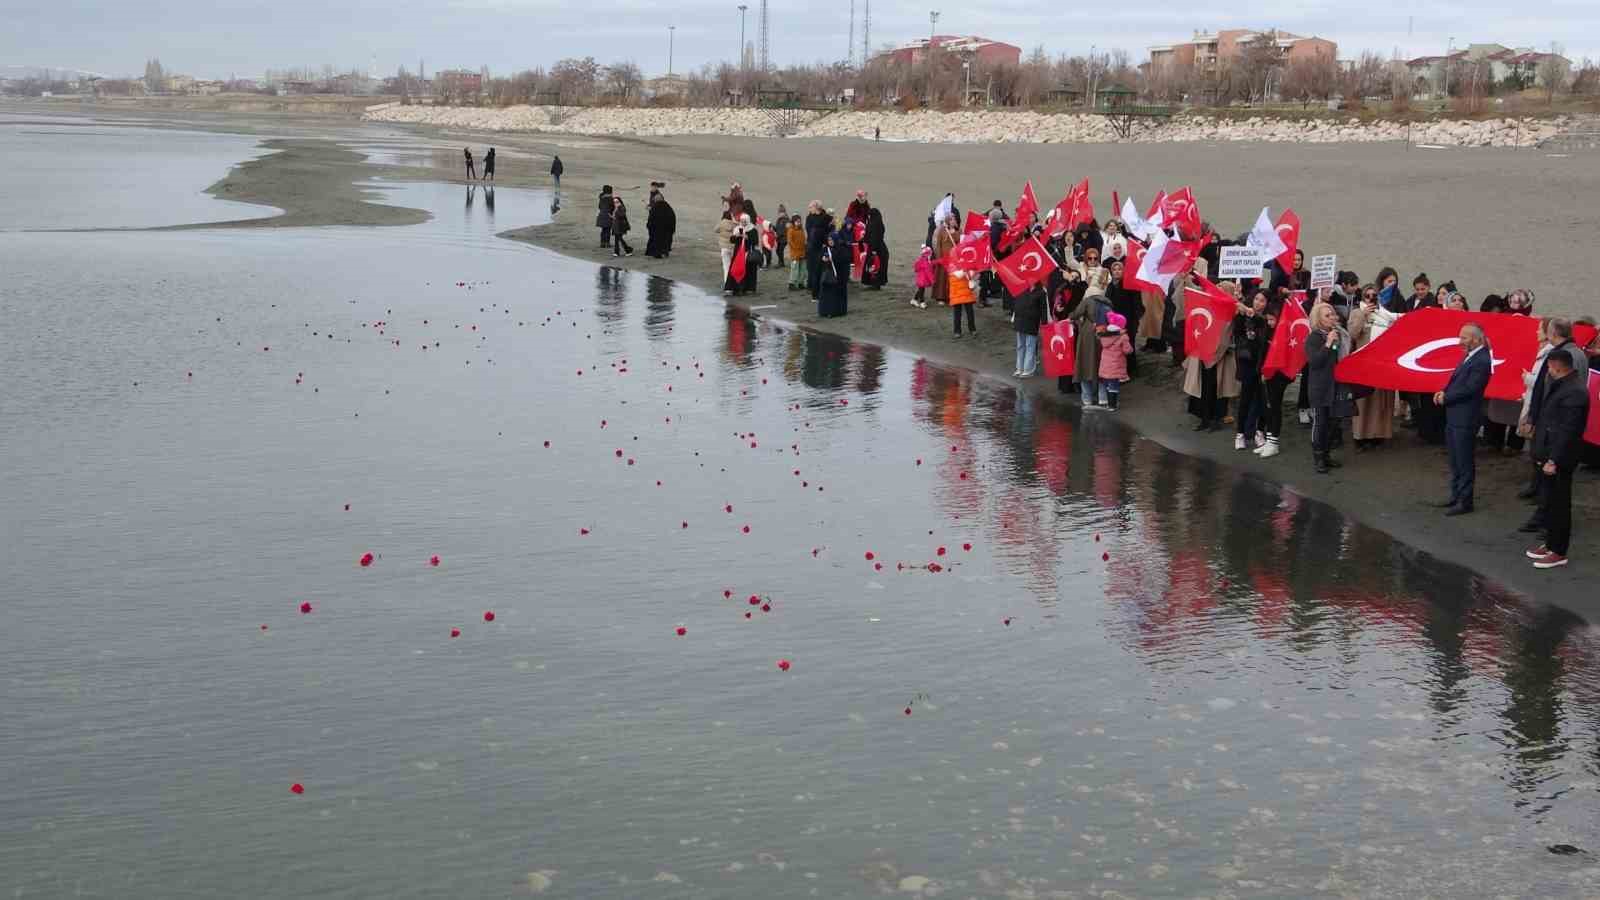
543, 440, 551, 448
627, 458, 635, 466
260, 624, 268, 631
429, 555, 440, 567
749, 595, 761, 606
904, 707, 913, 716
744, 611, 752, 619
761, 603, 771, 612
874, 563, 883, 571
579, 527, 590, 535
864, 551, 875, 561
299, 602, 313, 614
1003, 616, 1013, 626
1094, 534, 1101, 542
959, 472, 968, 480
724, 589, 733, 599
675, 626, 687, 636
681, 521, 689, 529
915, 458, 922, 466
359, 552, 374, 567
450, 628, 461, 638
742, 525, 750, 534
777, 659, 791, 672
724, 504, 733, 513
615, 449, 623, 458
483, 611, 496, 622
811, 548, 820, 557
936, 547, 947, 556
290, 783, 304, 795
343, 503, 351, 511
1101, 552, 1109, 561
962, 543, 972, 552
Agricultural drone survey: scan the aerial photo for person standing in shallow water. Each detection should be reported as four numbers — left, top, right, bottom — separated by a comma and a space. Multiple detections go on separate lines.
463, 147, 476, 181
549, 154, 563, 188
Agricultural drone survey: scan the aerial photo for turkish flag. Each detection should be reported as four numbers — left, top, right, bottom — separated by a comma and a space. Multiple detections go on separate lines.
1047, 178, 1093, 238
993, 235, 1058, 297
964, 210, 989, 237
999, 181, 1040, 251
1135, 227, 1203, 293
1163, 187, 1202, 240
1334, 308, 1544, 401
1585, 371, 1600, 445
1040, 319, 1077, 378
1182, 276, 1237, 362
729, 240, 747, 283
946, 232, 993, 271
1144, 190, 1167, 227
1261, 298, 1309, 379
1274, 208, 1301, 272
1122, 240, 1163, 292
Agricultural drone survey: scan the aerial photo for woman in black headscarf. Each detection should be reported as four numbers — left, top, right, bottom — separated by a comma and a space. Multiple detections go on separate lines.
723, 214, 760, 295
818, 225, 853, 318
862, 207, 889, 291
596, 185, 614, 248
645, 190, 677, 259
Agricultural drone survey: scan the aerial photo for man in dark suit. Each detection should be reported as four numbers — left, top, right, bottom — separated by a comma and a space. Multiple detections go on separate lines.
1526, 352, 1590, 568
1431, 324, 1492, 515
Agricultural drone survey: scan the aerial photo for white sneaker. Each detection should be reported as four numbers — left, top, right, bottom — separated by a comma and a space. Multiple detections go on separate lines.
1297, 410, 1312, 425
1234, 434, 1247, 451
1258, 441, 1280, 459
1012, 369, 1023, 377
1254, 432, 1266, 449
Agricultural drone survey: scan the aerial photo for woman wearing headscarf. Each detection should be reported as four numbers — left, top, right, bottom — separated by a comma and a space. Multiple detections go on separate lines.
926, 192, 957, 248
1072, 220, 1103, 262
723, 214, 759, 295
931, 214, 956, 306
596, 185, 614, 247
819, 221, 853, 318
1104, 258, 1144, 377
1347, 284, 1397, 450
1069, 269, 1113, 407
645, 190, 676, 259
846, 190, 871, 224
1304, 301, 1356, 473
862, 207, 889, 291
1181, 276, 1240, 431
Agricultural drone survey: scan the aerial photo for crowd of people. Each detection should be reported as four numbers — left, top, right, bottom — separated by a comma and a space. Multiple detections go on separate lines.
575, 172, 1593, 572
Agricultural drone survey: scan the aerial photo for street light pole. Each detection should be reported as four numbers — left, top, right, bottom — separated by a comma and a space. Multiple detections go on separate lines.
668, 25, 675, 76
929, 10, 939, 44
1443, 36, 1454, 99
738, 5, 748, 71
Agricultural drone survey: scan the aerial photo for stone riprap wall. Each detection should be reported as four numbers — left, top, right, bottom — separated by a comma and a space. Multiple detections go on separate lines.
363, 104, 1568, 148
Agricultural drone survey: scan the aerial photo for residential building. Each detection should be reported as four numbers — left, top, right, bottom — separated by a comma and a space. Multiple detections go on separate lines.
1404, 44, 1571, 96
1149, 28, 1337, 75
873, 35, 1022, 68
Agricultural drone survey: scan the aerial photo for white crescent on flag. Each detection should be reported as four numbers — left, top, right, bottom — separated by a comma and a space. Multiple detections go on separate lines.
1048, 332, 1069, 360
1019, 250, 1044, 273
1288, 318, 1311, 348
1188, 306, 1215, 337
1398, 338, 1505, 373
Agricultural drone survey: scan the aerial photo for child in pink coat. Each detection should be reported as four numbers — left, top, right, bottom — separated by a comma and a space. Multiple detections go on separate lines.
1098, 312, 1133, 410
911, 246, 935, 309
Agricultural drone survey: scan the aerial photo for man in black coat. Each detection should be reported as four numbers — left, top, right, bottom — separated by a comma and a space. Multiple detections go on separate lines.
1517, 318, 1590, 527
1526, 351, 1589, 568
805, 206, 831, 300
1432, 324, 1492, 516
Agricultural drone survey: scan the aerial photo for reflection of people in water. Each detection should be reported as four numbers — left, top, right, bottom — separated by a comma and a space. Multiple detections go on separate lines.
463, 147, 476, 181
465, 184, 476, 209
482, 147, 496, 182
484, 185, 494, 215
550, 190, 561, 217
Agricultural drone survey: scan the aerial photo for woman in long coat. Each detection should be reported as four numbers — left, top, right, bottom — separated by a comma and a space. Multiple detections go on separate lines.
1069, 277, 1111, 406
819, 227, 852, 318
645, 192, 677, 258
723, 215, 759, 295
862, 208, 890, 290
1346, 285, 1396, 449
930, 217, 956, 304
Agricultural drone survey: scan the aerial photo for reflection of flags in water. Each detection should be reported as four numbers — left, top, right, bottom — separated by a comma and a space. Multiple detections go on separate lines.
1032, 416, 1071, 495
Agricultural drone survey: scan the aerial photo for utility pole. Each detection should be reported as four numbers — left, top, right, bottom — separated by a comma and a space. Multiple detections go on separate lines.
669, 26, 675, 76
862, 0, 871, 68
1443, 36, 1454, 100
848, 0, 856, 66
758, 0, 769, 71
929, 10, 939, 44
738, 5, 748, 71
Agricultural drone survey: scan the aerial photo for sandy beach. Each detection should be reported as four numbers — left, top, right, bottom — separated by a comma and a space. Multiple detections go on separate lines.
20, 99, 1597, 609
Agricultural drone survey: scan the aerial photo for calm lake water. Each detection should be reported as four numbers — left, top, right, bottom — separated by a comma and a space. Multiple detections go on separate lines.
3, 126, 1600, 899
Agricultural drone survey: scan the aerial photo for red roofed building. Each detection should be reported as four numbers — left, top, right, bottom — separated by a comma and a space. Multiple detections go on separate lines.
875, 35, 1022, 68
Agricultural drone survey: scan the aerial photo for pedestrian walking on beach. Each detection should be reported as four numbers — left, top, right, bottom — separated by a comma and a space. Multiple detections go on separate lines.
1525, 350, 1588, 569
610, 196, 634, 257
596, 185, 614, 247
1432, 324, 1492, 515
875, 125, 881, 141
482, 147, 496, 182
550, 154, 563, 188
463, 147, 476, 181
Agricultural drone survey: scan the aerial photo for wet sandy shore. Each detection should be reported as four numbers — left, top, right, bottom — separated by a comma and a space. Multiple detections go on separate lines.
15, 100, 1595, 612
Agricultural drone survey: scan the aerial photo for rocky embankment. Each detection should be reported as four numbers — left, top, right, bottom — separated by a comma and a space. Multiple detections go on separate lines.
363, 102, 1568, 148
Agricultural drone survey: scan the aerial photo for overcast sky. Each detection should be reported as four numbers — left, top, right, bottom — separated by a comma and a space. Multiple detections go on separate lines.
4, 0, 1596, 79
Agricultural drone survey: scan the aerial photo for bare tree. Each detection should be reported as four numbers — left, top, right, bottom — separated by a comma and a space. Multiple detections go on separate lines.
604, 62, 643, 104
550, 57, 600, 103
1537, 43, 1570, 104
